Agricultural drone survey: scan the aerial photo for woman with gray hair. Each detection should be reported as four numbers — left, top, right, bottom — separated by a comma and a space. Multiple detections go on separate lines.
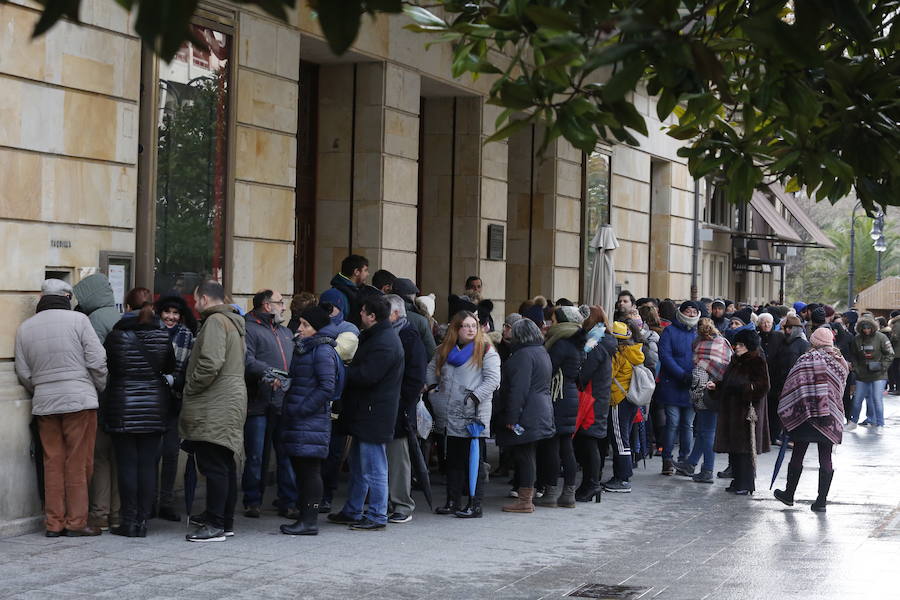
495, 319, 555, 513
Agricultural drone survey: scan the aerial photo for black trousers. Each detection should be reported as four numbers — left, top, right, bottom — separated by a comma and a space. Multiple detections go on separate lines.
537, 434, 577, 487
574, 433, 605, 487
111, 432, 162, 524
729, 452, 755, 492
509, 442, 537, 488
193, 441, 237, 530
842, 373, 855, 419
445, 436, 486, 502
290, 456, 323, 508
158, 415, 180, 509
321, 433, 347, 503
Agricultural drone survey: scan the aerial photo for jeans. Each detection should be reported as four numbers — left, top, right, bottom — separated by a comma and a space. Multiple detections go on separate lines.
241, 412, 297, 509
663, 404, 695, 461
686, 409, 717, 471
342, 438, 389, 525
321, 432, 348, 503
852, 379, 886, 426
193, 441, 237, 530
111, 433, 162, 524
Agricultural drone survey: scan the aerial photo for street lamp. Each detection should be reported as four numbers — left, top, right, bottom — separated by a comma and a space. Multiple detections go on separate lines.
875, 232, 887, 282
849, 203, 887, 305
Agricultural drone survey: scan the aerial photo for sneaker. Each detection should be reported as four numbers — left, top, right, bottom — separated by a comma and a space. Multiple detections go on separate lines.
88, 516, 110, 532
349, 518, 386, 531
185, 524, 226, 542
692, 470, 714, 484
661, 459, 674, 476
674, 461, 695, 476
190, 514, 234, 536
602, 478, 632, 493
318, 500, 332, 514
859, 420, 872, 427
507, 488, 519, 498
388, 512, 412, 524
278, 507, 300, 520
717, 466, 733, 479
327, 512, 361, 525
844, 421, 858, 432
534, 489, 544, 499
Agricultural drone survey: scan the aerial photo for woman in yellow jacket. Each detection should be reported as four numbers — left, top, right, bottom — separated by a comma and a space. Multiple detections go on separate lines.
603, 321, 645, 493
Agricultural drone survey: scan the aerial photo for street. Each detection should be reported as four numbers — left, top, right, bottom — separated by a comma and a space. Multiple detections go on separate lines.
1, 402, 898, 600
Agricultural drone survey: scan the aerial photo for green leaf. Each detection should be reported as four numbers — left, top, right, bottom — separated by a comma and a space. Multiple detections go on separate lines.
32, 0, 82, 38
524, 6, 576, 31
484, 117, 532, 144
770, 151, 801, 173
601, 60, 644, 103
402, 6, 447, 28
656, 89, 678, 121
314, 0, 363, 56
611, 101, 648, 137
498, 78, 535, 110
583, 43, 640, 71
785, 176, 801, 193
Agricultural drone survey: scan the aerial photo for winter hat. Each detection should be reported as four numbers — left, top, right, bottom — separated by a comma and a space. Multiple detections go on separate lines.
504, 313, 523, 328
300, 306, 331, 331
523, 304, 545, 328
891, 310, 900, 319
679, 300, 702, 314
448, 294, 477, 317
823, 305, 836, 319
843, 311, 859, 326
811, 306, 827, 325
477, 299, 495, 329
793, 301, 807, 313
416, 294, 435, 317
733, 307, 753, 325
711, 299, 726, 309
41, 278, 73, 297
784, 315, 802, 328
611, 321, 631, 340
733, 329, 761, 352
578, 304, 592, 320
810, 327, 835, 347
555, 306, 584, 324
392, 278, 419, 297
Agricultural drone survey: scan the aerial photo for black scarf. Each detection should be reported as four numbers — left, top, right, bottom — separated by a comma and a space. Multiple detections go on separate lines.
36, 295, 71, 313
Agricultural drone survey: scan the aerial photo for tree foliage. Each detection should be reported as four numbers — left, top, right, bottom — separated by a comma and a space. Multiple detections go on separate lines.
20, 0, 900, 213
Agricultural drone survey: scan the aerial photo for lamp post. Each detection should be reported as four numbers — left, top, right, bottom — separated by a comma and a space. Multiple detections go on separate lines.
848, 201, 862, 309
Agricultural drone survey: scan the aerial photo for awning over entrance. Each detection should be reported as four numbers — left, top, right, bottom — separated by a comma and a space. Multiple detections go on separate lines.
766, 184, 836, 249
748, 191, 804, 243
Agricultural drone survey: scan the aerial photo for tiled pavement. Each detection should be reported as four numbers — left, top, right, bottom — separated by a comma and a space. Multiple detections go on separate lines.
2, 400, 898, 600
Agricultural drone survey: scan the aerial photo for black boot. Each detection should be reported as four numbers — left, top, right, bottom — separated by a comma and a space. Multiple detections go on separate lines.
811, 470, 834, 513
435, 498, 460, 515
774, 465, 803, 506
454, 500, 482, 519
111, 521, 140, 537
280, 504, 319, 535
575, 479, 602, 503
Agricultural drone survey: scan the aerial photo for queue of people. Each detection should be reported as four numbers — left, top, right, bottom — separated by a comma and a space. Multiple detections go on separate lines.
13, 260, 894, 541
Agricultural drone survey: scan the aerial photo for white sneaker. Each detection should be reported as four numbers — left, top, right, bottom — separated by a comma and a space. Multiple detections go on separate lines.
876, 426, 885, 435
844, 421, 858, 431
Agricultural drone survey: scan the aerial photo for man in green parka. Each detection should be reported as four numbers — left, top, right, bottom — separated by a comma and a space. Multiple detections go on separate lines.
180, 281, 247, 542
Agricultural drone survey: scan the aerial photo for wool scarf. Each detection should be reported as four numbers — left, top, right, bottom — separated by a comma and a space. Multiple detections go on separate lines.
447, 341, 475, 367
677, 310, 699, 330
36, 295, 71, 313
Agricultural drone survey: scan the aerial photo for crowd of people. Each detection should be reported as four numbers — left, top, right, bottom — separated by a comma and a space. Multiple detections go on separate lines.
14, 257, 895, 541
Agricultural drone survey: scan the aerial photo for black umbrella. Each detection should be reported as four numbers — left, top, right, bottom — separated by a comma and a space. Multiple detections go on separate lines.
29, 418, 45, 506
769, 429, 791, 490
182, 441, 198, 526
407, 426, 433, 510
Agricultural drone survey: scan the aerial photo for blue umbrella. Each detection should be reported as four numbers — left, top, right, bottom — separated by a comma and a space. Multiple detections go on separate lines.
466, 421, 485, 497
769, 429, 790, 490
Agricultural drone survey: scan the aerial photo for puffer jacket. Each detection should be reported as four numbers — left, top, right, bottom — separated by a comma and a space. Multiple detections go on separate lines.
850, 317, 895, 382
15, 302, 108, 416
769, 329, 810, 394
244, 310, 293, 417
180, 304, 247, 456
426, 343, 501, 438
280, 334, 340, 459
641, 328, 660, 372
73, 273, 122, 343
658, 318, 698, 407
545, 324, 585, 435
396, 322, 427, 438
577, 334, 617, 439
494, 341, 555, 447
610, 343, 645, 406
102, 316, 175, 433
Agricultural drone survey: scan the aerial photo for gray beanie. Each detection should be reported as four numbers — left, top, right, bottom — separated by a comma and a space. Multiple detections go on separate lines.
41, 279, 73, 297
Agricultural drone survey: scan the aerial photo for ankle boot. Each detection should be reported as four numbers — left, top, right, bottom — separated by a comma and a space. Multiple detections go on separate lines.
136, 520, 148, 538
435, 498, 460, 515
774, 465, 803, 506
811, 470, 834, 513
280, 503, 319, 535
111, 521, 140, 538
575, 479, 602, 503
502, 488, 535, 513
557, 485, 577, 508
535, 485, 560, 507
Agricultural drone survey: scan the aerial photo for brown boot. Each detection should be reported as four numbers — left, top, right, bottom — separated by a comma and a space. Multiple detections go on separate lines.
502, 488, 535, 513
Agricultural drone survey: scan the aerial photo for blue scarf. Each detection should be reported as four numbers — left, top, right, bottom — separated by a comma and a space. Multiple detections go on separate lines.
447, 341, 475, 367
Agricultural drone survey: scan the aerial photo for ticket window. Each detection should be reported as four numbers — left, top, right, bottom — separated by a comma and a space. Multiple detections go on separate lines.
45, 267, 74, 284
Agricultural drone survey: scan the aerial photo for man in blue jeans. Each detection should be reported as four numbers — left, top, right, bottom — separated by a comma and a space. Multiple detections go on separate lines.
657, 301, 700, 475
328, 295, 404, 530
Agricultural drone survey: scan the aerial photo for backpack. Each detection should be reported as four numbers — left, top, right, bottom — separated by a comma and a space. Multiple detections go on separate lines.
614, 363, 656, 407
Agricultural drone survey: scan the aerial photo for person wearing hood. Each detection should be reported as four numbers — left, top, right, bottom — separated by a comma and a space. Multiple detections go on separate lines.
888, 310, 900, 395
320, 254, 369, 327
152, 294, 196, 522
723, 307, 755, 344
495, 319, 555, 513
279, 306, 343, 536
535, 306, 586, 508
710, 329, 769, 495
603, 321, 645, 493
392, 278, 437, 362
102, 288, 176, 537
15, 279, 108, 537
73, 273, 123, 533
710, 300, 729, 333
383, 295, 427, 523
427, 310, 501, 518
575, 306, 617, 502
181, 281, 248, 542
241, 290, 297, 520
657, 301, 700, 475
846, 316, 894, 433
775, 327, 849, 512
766, 315, 809, 443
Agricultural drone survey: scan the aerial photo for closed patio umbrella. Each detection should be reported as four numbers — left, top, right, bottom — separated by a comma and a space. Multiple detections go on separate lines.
586, 224, 619, 317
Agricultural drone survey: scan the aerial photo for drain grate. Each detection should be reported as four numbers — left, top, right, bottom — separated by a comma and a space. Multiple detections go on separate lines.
566, 583, 649, 599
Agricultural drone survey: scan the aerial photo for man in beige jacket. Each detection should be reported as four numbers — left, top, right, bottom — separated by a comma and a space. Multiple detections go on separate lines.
15, 279, 108, 537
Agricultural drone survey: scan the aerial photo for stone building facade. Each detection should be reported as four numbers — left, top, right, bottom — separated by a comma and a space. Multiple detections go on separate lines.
0, 0, 822, 532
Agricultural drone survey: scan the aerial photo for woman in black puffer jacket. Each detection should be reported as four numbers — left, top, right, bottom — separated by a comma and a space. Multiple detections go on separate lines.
536, 306, 585, 508
103, 288, 175, 537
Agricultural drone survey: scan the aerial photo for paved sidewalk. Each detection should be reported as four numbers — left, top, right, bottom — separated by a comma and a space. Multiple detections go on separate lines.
2, 401, 899, 600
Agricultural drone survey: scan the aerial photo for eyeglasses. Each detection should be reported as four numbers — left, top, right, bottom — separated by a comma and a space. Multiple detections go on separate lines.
459, 323, 479, 330
268, 300, 285, 306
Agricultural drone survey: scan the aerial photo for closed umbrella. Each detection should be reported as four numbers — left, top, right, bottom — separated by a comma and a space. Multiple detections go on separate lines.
181, 441, 198, 526
769, 429, 790, 489
586, 224, 619, 317
466, 421, 486, 497
406, 431, 433, 510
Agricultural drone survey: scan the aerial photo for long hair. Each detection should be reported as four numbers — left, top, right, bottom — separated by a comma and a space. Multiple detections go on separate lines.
696, 317, 720, 341
125, 287, 154, 324
639, 305, 662, 332
434, 311, 488, 376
